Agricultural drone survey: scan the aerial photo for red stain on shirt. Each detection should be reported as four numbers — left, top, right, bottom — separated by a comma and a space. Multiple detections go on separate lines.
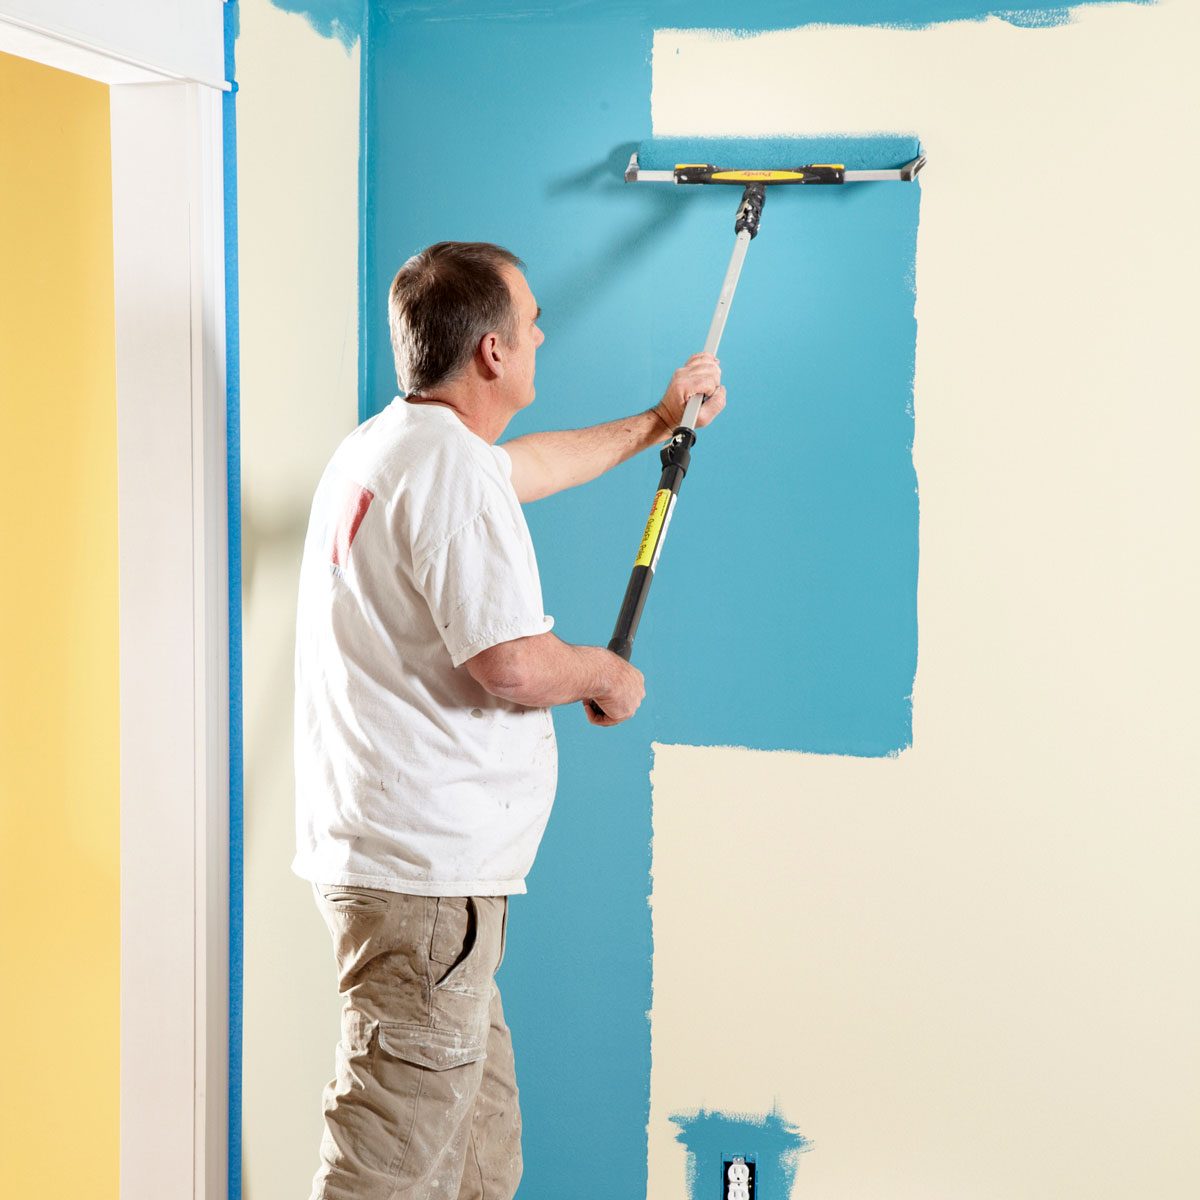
331, 482, 375, 567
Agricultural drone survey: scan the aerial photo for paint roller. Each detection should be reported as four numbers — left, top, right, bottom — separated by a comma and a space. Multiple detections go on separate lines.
589, 137, 925, 717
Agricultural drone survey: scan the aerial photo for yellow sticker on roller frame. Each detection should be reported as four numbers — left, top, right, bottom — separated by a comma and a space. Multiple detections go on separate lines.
711, 168, 808, 182
634, 489, 673, 569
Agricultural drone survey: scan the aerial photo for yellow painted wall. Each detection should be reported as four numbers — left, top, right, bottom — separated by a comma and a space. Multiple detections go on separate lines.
0, 50, 119, 1200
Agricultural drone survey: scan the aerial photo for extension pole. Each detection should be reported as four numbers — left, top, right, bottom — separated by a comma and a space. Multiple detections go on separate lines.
681, 222, 751, 430
599, 185, 765, 678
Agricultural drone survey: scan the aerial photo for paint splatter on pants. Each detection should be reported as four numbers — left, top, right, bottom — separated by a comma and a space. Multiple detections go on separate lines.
309, 886, 521, 1200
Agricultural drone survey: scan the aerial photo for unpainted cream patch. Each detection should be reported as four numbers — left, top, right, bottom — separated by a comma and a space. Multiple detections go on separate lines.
648, 2, 1200, 1196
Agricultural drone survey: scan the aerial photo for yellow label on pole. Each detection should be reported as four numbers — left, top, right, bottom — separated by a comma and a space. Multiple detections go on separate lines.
634, 489, 672, 568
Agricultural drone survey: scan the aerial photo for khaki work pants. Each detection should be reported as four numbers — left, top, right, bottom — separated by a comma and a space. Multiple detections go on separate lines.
309, 885, 521, 1200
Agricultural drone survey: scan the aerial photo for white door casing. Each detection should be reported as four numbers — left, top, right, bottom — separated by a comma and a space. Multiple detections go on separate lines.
0, 8, 233, 1199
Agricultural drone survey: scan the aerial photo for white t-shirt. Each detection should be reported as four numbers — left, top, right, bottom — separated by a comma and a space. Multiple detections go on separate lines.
292, 398, 558, 895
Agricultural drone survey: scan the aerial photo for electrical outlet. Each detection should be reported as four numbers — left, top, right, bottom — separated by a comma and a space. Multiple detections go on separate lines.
722, 1154, 756, 1200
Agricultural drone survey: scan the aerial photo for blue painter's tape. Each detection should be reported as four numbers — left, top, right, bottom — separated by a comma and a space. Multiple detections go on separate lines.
637, 135, 922, 173
357, 0, 372, 424
223, 5, 244, 1200
672, 1107, 812, 1200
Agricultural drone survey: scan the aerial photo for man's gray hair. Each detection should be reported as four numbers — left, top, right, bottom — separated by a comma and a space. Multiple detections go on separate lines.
388, 241, 524, 395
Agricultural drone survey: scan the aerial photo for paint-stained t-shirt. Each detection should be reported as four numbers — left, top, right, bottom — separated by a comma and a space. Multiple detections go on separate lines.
292, 398, 557, 896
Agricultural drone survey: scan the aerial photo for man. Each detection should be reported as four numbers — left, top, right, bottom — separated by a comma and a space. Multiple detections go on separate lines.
293, 241, 725, 1200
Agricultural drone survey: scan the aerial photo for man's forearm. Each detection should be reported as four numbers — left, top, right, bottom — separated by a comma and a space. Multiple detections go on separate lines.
503, 408, 672, 503
468, 632, 617, 707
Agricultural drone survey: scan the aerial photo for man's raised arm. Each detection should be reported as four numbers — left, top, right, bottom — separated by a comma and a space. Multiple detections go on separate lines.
503, 353, 726, 503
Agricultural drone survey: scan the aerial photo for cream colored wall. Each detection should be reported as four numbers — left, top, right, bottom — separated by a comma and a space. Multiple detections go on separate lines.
236, 3, 359, 1196
648, 3, 1200, 1197
235, 3, 1199, 1195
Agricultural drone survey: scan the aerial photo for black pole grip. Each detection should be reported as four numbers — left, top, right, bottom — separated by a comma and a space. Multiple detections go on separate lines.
607, 631, 635, 661
588, 430, 695, 719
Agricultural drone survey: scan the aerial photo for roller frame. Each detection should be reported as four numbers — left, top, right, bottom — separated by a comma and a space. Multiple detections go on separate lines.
623, 149, 926, 184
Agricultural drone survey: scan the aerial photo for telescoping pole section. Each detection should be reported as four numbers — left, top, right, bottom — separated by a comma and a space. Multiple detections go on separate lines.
602, 184, 764, 665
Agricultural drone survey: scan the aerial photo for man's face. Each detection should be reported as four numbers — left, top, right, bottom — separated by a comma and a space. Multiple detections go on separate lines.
501, 265, 544, 410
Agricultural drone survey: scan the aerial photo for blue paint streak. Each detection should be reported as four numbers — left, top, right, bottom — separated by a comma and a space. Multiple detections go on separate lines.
671, 1106, 812, 1200
374, 0, 1153, 31
268, 0, 365, 48
224, 5, 244, 1200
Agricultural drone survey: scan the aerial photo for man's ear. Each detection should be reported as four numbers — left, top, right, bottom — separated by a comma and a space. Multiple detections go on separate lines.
477, 331, 504, 380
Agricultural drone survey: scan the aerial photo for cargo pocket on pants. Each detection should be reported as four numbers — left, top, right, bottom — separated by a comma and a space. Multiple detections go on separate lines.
377, 1022, 486, 1071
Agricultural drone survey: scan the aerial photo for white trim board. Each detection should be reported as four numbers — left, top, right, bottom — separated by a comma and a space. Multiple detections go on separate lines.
0, 16, 166, 84
111, 77, 230, 1200
0, 2, 226, 90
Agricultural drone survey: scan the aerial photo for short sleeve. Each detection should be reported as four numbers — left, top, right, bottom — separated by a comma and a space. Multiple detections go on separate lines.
415, 504, 553, 667
490, 444, 513, 479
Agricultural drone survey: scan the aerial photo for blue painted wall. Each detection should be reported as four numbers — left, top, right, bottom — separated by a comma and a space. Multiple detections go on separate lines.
360, 10, 919, 1198
255, 0, 1150, 1196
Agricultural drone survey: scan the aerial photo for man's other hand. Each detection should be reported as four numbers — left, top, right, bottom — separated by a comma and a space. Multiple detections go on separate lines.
651, 352, 726, 436
584, 653, 646, 727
